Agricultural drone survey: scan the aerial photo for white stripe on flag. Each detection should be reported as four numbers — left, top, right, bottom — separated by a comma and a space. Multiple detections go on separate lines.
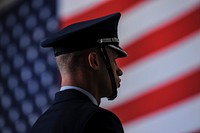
58, 0, 105, 19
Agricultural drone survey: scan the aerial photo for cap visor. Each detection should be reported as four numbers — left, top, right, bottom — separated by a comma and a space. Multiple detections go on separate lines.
108, 45, 127, 57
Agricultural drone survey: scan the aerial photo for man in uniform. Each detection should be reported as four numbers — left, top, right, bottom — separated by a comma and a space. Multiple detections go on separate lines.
30, 12, 127, 133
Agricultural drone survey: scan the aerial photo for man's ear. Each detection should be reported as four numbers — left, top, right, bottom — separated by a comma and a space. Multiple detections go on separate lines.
88, 52, 100, 70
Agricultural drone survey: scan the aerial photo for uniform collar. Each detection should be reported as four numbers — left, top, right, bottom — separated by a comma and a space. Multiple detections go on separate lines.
60, 86, 98, 105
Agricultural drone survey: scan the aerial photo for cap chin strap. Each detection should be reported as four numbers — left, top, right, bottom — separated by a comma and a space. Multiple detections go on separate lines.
98, 46, 117, 100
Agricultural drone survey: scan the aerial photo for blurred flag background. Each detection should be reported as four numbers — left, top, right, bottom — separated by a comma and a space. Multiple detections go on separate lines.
0, 0, 200, 133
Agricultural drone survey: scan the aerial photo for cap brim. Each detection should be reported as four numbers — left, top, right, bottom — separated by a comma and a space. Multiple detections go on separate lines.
108, 45, 127, 58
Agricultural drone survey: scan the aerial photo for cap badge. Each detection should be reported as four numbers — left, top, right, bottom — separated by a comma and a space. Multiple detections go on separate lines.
97, 37, 119, 44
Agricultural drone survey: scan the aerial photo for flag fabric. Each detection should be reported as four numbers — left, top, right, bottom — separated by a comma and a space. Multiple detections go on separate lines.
0, 0, 200, 133
0, 0, 59, 133
58, 0, 200, 133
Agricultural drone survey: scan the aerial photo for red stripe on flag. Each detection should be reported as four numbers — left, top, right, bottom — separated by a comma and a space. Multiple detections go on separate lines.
118, 5, 200, 68
60, 0, 145, 28
109, 68, 200, 124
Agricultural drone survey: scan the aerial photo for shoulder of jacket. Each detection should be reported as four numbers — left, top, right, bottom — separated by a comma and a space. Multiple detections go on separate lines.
79, 103, 124, 133
80, 103, 120, 123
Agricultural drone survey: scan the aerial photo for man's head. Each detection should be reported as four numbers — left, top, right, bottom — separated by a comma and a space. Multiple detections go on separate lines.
55, 46, 123, 103
40, 12, 127, 103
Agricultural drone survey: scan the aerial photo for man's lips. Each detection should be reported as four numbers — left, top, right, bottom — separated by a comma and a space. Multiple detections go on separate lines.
117, 78, 121, 88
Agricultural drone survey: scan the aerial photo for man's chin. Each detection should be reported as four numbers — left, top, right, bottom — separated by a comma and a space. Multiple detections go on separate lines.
107, 90, 118, 100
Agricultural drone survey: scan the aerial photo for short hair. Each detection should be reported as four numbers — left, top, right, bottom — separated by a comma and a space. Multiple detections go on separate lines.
56, 47, 98, 74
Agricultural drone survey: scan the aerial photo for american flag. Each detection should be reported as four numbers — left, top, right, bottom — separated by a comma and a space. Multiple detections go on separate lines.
0, 0, 200, 133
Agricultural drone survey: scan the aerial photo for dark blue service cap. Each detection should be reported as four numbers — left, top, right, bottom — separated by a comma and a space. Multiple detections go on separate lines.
41, 12, 127, 57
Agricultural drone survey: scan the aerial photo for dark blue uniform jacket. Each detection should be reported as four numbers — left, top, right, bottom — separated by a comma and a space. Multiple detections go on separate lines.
30, 89, 124, 133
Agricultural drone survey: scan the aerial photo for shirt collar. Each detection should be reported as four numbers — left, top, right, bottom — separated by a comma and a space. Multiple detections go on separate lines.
60, 86, 98, 105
